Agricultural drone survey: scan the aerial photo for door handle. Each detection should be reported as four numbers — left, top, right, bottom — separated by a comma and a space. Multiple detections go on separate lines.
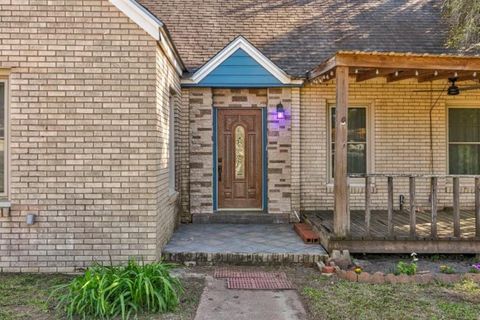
218, 158, 222, 182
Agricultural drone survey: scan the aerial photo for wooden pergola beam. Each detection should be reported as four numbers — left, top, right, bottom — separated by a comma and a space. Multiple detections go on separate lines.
335, 52, 480, 71
385, 70, 423, 83
309, 52, 480, 82
355, 68, 397, 82
309, 56, 337, 80
418, 70, 479, 83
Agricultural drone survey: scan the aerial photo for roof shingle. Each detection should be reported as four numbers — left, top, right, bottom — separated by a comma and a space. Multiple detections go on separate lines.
138, 0, 462, 77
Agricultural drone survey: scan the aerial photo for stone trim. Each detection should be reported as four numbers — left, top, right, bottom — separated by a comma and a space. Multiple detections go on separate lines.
163, 251, 326, 266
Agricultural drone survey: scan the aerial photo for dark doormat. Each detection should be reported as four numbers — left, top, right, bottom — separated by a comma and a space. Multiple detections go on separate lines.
214, 268, 295, 290
227, 277, 295, 290
214, 268, 287, 279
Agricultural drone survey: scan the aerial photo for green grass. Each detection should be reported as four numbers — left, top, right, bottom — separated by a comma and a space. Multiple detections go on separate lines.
301, 277, 480, 320
0, 273, 72, 320
0, 271, 204, 320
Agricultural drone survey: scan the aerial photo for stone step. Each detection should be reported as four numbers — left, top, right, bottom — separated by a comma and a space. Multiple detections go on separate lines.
162, 224, 328, 266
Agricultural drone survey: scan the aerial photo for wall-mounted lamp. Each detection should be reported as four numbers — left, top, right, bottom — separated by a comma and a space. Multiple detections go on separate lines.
276, 103, 285, 119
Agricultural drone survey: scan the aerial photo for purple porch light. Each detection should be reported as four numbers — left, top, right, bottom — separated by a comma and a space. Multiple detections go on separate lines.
276, 103, 285, 119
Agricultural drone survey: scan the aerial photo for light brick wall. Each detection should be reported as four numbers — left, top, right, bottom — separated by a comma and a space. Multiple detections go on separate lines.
188, 88, 213, 214
179, 88, 191, 222
154, 45, 182, 253
0, 1, 180, 272
267, 88, 292, 215
300, 78, 480, 212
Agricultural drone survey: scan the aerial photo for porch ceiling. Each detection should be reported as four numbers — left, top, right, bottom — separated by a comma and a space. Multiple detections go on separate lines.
308, 51, 480, 83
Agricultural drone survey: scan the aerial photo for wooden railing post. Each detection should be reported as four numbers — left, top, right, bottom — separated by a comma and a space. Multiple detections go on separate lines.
365, 176, 371, 237
430, 177, 438, 239
387, 176, 394, 237
475, 177, 480, 238
409, 176, 416, 239
452, 177, 461, 238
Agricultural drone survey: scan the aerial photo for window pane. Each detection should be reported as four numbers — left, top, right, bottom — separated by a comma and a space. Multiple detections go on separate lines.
449, 108, 480, 142
0, 83, 4, 193
331, 107, 367, 175
449, 144, 480, 174
348, 108, 366, 142
234, 125, 245, 179
331, 108, 366, 142
348, 143, 367, 174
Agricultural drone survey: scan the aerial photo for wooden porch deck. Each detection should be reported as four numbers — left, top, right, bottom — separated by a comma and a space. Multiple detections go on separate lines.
303, 210, 480, 254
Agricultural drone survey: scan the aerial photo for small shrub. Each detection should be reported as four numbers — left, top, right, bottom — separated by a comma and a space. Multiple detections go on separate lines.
395, 261, 417, 276
439, 265, 456, 274
53, 259, 183, 320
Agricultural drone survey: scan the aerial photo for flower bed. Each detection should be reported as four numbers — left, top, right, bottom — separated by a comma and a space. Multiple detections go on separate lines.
321, 251, 480, 285
335, 268, 480, 284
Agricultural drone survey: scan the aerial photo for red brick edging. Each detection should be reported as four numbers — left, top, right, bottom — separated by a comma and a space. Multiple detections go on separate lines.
336, 268, 480, 284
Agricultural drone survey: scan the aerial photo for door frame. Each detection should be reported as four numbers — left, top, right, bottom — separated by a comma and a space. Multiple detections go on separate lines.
212, 107, 268, 212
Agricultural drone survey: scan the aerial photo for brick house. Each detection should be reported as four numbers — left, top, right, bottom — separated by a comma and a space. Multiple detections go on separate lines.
1, 0, 480, 271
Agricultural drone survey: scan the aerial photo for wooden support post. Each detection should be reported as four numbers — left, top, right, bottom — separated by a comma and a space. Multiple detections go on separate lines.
431, 177, 438, 239
409, 176, 416, 239
387, 176, 394, 237
333, 66, 350, 237
453, 177, 461, 238
365, 176, 371, 237
476, 177, 480, 239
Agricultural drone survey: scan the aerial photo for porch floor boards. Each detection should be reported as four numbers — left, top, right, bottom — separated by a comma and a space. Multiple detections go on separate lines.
162, 224, 328, 265
303, 210, 480, 254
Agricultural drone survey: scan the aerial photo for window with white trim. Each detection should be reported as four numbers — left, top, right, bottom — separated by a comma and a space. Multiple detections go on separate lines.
448, 107, 480, 174
330, 106, 368, 179
0, 81, 7, 195
168, 94, 176, 192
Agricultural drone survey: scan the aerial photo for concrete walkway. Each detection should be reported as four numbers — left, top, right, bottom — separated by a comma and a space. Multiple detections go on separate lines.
194, 276, 307, 320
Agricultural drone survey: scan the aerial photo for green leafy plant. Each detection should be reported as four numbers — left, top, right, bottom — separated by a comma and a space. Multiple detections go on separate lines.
395, 261, 417, 276
52, 258, 183, 320
440, 265, 456, 274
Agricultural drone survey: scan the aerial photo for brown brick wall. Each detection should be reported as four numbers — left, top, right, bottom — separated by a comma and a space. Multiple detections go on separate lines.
0, 1, 180, 272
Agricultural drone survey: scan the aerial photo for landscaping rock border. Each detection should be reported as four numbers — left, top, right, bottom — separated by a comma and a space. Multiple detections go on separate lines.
335, 268, 480, 284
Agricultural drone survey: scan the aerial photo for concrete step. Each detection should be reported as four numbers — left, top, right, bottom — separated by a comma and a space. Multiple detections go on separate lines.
192, 212, 290, 224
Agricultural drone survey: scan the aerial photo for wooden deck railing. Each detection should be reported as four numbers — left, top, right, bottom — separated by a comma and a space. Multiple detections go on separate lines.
349, 174, 480, 240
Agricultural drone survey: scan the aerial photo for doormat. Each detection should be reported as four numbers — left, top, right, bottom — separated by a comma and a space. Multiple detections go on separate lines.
214, 268, 287, 279
227, 277, 295, 290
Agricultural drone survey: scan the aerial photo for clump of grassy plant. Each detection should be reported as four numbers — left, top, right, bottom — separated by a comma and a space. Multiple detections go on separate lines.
439, 265, 456, 274
394, 253, 418, 276
52, 258, 183, 320
395, 261, 417, 276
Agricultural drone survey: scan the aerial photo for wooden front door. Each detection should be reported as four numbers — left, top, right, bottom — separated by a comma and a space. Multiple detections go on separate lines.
218, 108, 263, 209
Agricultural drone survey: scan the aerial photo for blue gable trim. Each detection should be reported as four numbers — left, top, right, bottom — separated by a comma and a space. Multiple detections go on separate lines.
197, 49, 283, 87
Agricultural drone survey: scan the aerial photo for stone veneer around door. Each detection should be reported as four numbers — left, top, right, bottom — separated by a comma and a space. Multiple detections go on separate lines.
185, 88, 294, 217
